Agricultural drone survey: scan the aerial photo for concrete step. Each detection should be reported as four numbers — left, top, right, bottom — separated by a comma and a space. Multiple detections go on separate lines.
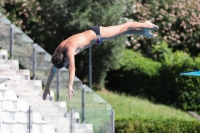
5, 79, 42, 90
40, 111, 67, 118
28, 101, 66, 108
0, 70, 30, 80
8, 101, 67, 117
28, 101, 67, 113
4, 59, 19, 68
55, 127, 69, 133
17, 90, 41, 96
46, 118, 69, 132
0, 70, 16, 75
16, 70, 30, 77
0, 64, 11, 70
17, 94, 44, 102
0, 89, 40, 101
52, 123, 69, 131
45, 117, 69, 123
0, 59, 5, 64
28, 100, 54, 107
56, 129, 69, 133
30, 102, 67, 113
0, 74, 28, 80
39, 108, 66, 115
0, 59, 19, 70
31, 106, 59, 113
6, 85, 41, 93
17, 92, 54, 103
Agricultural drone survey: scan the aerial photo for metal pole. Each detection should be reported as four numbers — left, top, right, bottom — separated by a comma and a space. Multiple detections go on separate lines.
82, 85, 85, 123
32, 44, 36, 80
70, 109, 75, 133
0, 101, 2, 133
9, 26, 13, 59
27, 106, 32, 133
70, 109, 72, 133
56, 69, 60, 101
89, 47, 92, 89
110, 110, 115, 133
69, 110, 71, 133
72, 109, 75, 133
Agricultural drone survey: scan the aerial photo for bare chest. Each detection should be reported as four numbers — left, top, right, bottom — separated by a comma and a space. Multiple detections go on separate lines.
74, 44, 93, 55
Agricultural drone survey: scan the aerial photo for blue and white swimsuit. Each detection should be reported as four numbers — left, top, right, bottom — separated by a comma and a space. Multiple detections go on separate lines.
90, 26, 103, 45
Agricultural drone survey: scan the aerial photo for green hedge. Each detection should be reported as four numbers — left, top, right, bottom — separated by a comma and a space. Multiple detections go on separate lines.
115, 118, 200, 133
106, 43, 200, 113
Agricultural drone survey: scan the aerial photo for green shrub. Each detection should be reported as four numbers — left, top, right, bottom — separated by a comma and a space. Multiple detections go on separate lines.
115, 118, 200, 133
106, 49, 161, 97
156, 51, 200, 111
106, 45, 200, 113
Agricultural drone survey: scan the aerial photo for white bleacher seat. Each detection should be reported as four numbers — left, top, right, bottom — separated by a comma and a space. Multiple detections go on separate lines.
0, 83, 9, 91
12, 124, 26, 133
42, 124, 56, 133
74, 129, 85, 133
85, 124, 93, 131
33, 112, 46, 124
17, 101, 29, 112
2, 101, 18, 112
0, 78, 10, 84
5, 90, 19, 101
1, 112, 16, 124
14, 112, 27, 124
86, 130, 93, 133
1, 124, 11, 133
33, 124, 41, 133
75, 112, 80, 123
75, 124, 94, 133
0, 91, 6, 101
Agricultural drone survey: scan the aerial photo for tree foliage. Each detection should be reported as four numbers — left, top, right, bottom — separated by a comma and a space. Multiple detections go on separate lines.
125, 0, 200, 57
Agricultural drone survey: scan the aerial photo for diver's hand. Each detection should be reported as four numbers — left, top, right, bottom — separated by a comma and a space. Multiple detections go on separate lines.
42, 88, 50, 101
68, 86, 75, 101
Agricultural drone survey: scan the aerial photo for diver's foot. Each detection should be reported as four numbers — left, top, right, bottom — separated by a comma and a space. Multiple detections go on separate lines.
143, 28, 157, 38
145, 21, 159, 30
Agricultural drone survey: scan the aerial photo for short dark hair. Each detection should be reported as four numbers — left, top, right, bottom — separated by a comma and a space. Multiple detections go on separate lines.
51, 51, 64, 69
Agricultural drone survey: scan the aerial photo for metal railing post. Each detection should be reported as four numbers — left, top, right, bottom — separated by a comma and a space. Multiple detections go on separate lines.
69, 110, 71, 133
110, 110, 115, 133
0, 102, 2, 133
9, 25, 13, 59
70, 109, 75, 133
82, 85, 85, 123
56, 69, 60, 101
89, 47, 92, 89
27, 106, 33, 133
32, 44, 36, 80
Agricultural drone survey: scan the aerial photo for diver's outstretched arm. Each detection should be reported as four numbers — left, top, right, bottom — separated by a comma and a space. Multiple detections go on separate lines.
42, 65, 57, 100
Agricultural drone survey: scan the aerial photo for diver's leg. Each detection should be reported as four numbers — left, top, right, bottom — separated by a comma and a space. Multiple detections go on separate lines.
100, 21, 158, 41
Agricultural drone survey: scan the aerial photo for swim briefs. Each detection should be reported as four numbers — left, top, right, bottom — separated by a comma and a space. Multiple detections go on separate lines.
90, 26, 103, 45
